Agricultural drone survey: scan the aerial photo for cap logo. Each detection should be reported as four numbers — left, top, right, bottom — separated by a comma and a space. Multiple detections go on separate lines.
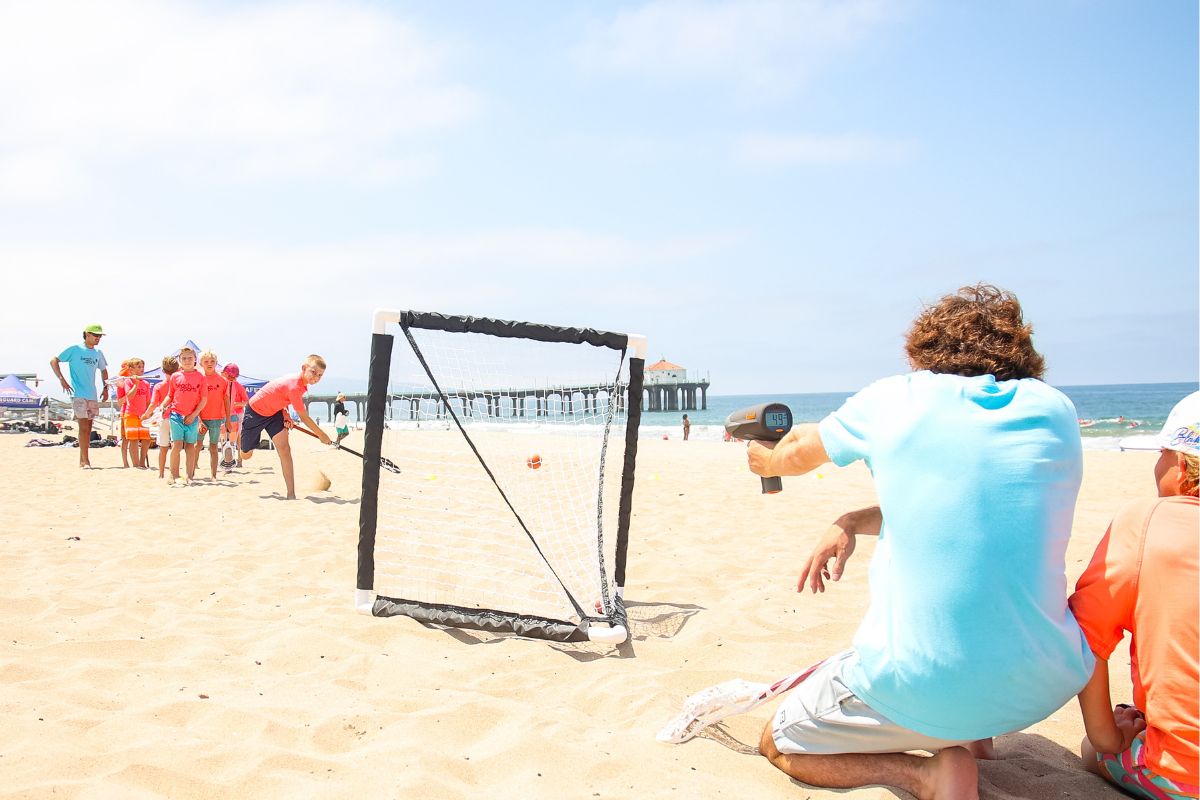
1166, 424, 1200, 450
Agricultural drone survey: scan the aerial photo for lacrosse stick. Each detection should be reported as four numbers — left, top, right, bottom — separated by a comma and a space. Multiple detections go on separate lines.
656, 661, 823, 744
289, 423, 402, 474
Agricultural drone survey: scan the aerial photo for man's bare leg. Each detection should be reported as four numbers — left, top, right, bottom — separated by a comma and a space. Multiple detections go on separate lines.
208, 442, 218, 479
78, 418, 92, 467
759, 724, 978, 800
271, 429, 296, 499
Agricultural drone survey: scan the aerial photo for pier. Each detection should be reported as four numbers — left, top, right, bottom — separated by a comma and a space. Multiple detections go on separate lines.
306, 379, 708, 423
306, 386, 628, 423
643, 380, 709, 412
304, 356, 709, 423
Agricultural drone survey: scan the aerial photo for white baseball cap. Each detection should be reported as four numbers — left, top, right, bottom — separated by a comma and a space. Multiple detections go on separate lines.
1119, 391, 1200, 455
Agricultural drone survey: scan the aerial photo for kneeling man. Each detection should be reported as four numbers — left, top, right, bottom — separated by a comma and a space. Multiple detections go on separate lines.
748, 285, 1094, 800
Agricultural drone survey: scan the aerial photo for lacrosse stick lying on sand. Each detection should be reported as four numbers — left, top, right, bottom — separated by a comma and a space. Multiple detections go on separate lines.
290, 423, 402, 474
657, 661, 823, 744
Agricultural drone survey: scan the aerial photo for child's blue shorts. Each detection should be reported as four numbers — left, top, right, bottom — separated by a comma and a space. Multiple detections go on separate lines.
169, 412, 200, 445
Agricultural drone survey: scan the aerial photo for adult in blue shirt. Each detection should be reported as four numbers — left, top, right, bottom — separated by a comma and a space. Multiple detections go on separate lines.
748, 285, 1093, 800
50, 324, 110, 469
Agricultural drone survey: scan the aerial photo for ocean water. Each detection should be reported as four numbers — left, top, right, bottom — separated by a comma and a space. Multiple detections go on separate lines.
639, 382, 1198, 449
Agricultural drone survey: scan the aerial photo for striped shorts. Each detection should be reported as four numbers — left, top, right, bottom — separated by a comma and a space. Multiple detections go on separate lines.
1097, 731, 1199, 800
123, 413, 150, 441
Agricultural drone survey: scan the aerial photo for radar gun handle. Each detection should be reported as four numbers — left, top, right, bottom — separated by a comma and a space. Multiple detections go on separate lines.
760, 475, 783, 495
723, 402, 794, 495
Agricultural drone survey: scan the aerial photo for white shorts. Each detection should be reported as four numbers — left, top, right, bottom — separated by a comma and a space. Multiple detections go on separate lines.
772, 649, 971, 756
72, 397, 100, 420
155, 417, 172, 448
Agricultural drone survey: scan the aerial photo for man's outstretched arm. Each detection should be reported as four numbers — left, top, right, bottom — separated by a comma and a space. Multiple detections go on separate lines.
747, 423, 830, 478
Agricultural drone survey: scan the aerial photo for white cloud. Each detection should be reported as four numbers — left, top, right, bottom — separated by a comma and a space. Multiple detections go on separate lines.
735, 132, 917, 165
576, 0, 899, 98
0, 0, 479, 200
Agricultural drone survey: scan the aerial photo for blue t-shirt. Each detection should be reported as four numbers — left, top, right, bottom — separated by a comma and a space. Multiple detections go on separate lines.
57, 344, 107, 401
818, 371, 1094, 740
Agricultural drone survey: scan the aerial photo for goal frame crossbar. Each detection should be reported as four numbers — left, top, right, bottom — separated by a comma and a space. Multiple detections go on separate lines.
355, 309, 646, 644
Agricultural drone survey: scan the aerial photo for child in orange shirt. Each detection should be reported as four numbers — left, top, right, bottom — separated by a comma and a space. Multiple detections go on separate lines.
1069, 392, 1199, 799
238, 354, 330, 499
115, 359, 133, 467
162, 346, 206, 485
141, 356, 179, 479
221, 363, 248, 472
197, 350, 231, 482
120, 358, 152, 469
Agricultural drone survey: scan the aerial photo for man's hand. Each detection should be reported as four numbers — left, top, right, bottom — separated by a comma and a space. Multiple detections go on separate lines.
797, 506, 882, 594
746, 439, 777, 476
798, 522, 857, 593
101, 386, 110, 402
318, 431, 332, 446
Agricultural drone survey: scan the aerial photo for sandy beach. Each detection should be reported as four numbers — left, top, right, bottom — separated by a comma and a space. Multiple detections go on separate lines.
0, 429, 1155, 799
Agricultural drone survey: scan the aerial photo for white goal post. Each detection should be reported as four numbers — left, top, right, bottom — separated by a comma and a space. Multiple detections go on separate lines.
355, 309, 646, 645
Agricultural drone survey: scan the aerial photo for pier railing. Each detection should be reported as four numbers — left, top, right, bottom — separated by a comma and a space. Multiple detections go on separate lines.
306, 378, 710, 423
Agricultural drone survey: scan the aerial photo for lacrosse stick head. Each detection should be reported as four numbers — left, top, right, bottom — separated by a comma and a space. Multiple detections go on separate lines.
656, 678, 771, 744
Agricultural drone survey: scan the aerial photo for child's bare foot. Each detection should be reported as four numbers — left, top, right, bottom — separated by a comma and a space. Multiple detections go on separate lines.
918, 746, 978, 800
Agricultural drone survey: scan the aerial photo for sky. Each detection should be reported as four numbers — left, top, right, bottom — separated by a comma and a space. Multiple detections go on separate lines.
1, 0, 1196, 396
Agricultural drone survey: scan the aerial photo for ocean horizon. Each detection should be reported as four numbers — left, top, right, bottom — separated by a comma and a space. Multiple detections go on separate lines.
637, 381, 1197, 449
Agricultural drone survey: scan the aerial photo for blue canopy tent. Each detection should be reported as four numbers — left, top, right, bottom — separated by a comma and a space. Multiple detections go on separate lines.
0, 374, 49, 426
0, 374, 44, 408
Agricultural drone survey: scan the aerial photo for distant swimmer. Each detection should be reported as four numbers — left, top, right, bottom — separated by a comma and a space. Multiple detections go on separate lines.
1128, 421, 1140, 428
1079, 419, 1096, 428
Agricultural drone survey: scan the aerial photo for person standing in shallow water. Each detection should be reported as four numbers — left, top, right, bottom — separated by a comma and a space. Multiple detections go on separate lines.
50, 324, 110, 469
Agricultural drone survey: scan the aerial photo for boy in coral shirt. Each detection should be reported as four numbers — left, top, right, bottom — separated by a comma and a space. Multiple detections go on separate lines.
238, 354, 331, 499
163, 346, 207, 485
197, 350, 231, 482
121, 358, 152, 470
141, 356, 179, 479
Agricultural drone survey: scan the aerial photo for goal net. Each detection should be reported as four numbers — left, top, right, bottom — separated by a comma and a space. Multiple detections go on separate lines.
356, 310, 646, 644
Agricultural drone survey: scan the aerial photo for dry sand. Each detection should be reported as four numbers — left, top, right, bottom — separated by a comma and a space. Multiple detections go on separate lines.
0, 428, 1154, 799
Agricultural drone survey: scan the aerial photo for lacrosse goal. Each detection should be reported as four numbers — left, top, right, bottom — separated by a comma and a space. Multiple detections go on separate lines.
355, 309, 645, 644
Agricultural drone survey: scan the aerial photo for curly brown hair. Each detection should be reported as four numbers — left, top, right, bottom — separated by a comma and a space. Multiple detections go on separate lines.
904, 283, 1046, 381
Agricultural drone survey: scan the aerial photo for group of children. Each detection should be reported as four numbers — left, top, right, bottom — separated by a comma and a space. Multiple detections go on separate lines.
113, 347, 332, 498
